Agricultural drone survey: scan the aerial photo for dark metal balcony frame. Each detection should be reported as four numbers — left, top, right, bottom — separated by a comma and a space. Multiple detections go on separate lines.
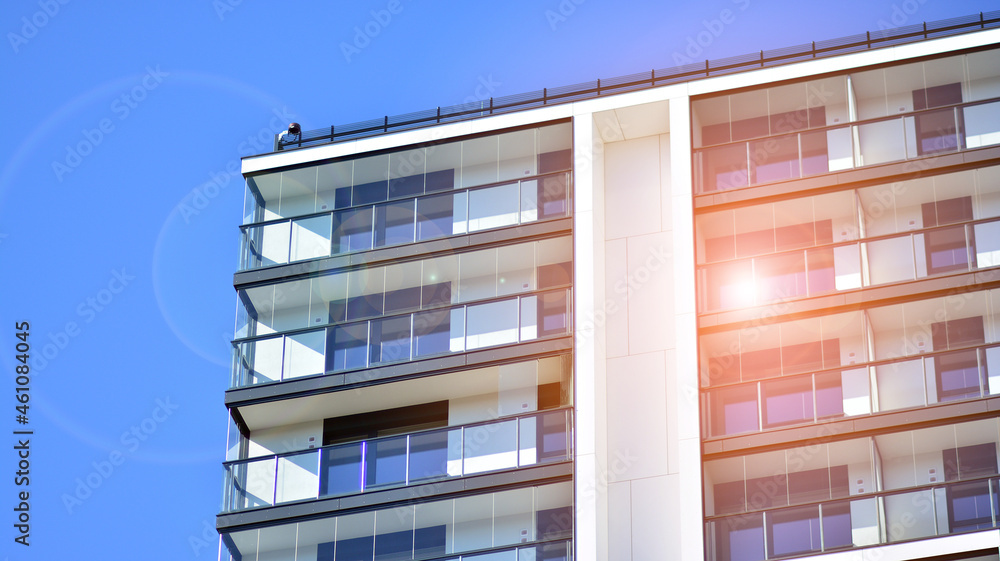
271, 12, 1000, 152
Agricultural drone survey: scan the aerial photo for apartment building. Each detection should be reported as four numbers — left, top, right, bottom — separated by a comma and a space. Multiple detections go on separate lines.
218, 12, 1000, 561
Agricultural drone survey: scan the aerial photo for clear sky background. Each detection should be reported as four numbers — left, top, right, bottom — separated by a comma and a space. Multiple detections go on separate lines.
0, 1, 994, 559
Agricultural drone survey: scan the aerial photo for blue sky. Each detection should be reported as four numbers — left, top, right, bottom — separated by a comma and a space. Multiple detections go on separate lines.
0, 0, 993, 559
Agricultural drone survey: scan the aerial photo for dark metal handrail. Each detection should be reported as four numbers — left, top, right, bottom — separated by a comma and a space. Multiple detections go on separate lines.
272, 11, 1000, 152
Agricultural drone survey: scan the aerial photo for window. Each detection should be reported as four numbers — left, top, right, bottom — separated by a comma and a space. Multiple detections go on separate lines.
709, 385, 759, 436
943, 443, 999, 532
922, 196, 973, 275
913, 83, 964, 155
932, 316, 985, 401
326, 323, 368, 372
762, 377, 813, 428
767, 506, 821, 558
332, 208, 374, 253
710, 513, 765, 561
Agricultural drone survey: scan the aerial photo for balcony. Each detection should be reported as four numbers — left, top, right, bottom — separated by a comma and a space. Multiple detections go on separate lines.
239, 172, 571, 271
706, 476, 1000, 561
698, 214, 1000, 313
222, 408, 572, 512
232, 288, 571, 388
704, 417, 1000, 560
695, 98, 1000, 194
221, 481, 573, 561
704, 342, 1000, 437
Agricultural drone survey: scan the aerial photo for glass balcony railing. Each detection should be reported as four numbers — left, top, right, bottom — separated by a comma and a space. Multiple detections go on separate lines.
699, 215, 1000, 312
239, 172, 571, 271
423, 539, 573, 561
706, 476, 1000, 561
705, 342, 1000, 437
696, 98, 1000, 194
231, 288, 572, 388
222, 408, 573, 512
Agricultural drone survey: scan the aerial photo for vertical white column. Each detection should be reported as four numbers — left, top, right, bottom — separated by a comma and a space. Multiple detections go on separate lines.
573, 111, 609, 561
670, 95, 706, 561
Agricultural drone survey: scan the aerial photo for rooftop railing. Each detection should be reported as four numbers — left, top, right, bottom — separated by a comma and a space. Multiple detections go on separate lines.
273, 11, 1000, 152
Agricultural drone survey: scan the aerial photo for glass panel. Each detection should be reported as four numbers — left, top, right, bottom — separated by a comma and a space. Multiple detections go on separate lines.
275, 451, 319, 504
709, 385, 759, 436
527, 410, 568, 465
249, 336, 283, 384
750, 135, 800, 184
826, 126, 855, 171
408, 428, 451, 483
709, 513, 764, 561
375, 506, 416, 561
935, 349, 983, 402
240, 457, 276, 509
756, 252, 807, 302
923, 226, 971, 275
762, 377, 813, 428
454, 494, 495, 552
463, 419, 517, 474
375, 199, 416, 247
987, 346, 1000, 396
499, 129, 537, 181
336, 510, 376, 561
389, 153, 425, 199
837, 366, 872, 417
369, 315, 412, 365
801, 129, 830, 176
289, 215, 331, 262
816, 371, 847, 419
459, 248, 498, 302
319, 443, 363, 497
913, 108, 961, 156
520, 179, 539, 224
417, 192, 461, 240
467, 299, 518, 350
366, 436, 407, 489
332, 207, 374, 254
947, 480, 997, 532
876, 359, 926, 411
258, 221, 291, 266
414, 309, 462, 357
414, 500, 452, 559
462, 136, 499, 188
538, 174, 569, 220
469, 183, 519, 232
821, 501, 853, 550
857, 119, 906, 166
885, 489, 937, 541
498, 244, 535, 297
702, 261, 754, 311
317, 160, 353, 210
694, 96, 732, 147
283, 330, 325, 380
327, 323, 369, 372
965, 101, 1000, 148
699, 143, 749, 192
975, 221, 1000, 268
866, 236, 916, 285
537, 291, 569, 338
848, 497, 880, 546
767, 505, 821, 558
